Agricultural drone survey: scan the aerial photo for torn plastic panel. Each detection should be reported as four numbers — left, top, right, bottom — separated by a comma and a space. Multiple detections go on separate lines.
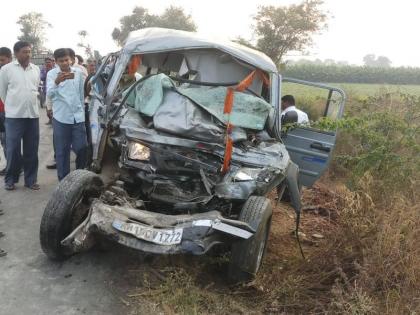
285, 161, 305, 258
285, 162, 302, 213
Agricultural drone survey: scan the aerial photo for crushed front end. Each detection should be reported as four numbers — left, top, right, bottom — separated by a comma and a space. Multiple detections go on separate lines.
61, 182, 257, 255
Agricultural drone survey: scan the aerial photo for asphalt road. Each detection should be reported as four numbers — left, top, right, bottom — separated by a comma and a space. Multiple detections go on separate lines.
0, 115, 140, 315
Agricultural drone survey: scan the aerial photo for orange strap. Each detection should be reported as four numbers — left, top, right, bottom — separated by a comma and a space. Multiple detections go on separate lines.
221, 69, 269, 173
221, 123, 234, 173
223, 69, 269, 115
223, 88, 234, 114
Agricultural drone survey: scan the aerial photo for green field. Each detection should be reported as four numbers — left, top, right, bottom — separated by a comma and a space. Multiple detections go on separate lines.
282, 82, 420, 98
334, 83, 420, 96
281, 82, 420, 120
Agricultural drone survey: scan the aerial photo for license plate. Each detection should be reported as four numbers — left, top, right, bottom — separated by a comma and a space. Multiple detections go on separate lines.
112, 220, 183, 245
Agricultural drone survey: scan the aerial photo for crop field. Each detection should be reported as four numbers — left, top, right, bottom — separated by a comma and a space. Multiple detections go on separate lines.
282, 82, 420, 101
281, 82, 420, 121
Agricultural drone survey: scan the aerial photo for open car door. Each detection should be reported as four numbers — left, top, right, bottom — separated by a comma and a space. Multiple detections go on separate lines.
280, 77, 346, 187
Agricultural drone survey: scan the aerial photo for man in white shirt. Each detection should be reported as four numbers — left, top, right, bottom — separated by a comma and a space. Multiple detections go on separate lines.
47, 48, 87, 181
0, 41, 40, 190
281, 95, 309, 125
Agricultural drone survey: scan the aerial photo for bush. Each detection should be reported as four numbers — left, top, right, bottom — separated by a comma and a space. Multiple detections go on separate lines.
275, 91, 420, 313
321, 92, 420, 313
316, 92, 420, 200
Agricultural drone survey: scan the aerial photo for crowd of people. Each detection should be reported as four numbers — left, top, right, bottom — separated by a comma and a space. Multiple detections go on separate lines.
0, 41, 96, 190
0, 41, 97, 257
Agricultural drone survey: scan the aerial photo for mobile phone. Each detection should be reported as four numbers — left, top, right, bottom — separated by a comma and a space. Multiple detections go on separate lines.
67, 72, 75, 79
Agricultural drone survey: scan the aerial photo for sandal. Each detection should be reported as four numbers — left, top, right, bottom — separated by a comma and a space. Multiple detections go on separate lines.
0, 249, 7, 257
0, 209, 3, 216
0, 232, 4, 238
5, 184, 15, 191
25, 183, 40, 190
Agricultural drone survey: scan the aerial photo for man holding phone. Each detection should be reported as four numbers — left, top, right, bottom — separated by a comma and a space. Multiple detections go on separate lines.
47, 48, 87, 181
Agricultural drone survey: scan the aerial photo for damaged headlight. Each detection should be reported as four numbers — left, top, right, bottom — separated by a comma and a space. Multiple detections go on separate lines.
233, 168, 262, 182
128, 142, 150, 161
234, 167, 280, 183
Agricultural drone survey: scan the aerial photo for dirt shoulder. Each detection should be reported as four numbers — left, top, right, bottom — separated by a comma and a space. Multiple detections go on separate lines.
124, 182, 342, 315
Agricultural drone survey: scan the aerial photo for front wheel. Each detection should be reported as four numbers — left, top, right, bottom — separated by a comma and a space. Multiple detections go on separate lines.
228, 196, 272, 283
39, 170, 104, 260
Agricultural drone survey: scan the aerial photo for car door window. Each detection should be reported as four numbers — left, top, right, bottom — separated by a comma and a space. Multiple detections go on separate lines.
280, 78, 346, 187
281, 81, 344, 123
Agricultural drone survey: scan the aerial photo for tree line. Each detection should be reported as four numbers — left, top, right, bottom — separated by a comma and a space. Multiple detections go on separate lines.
282, 64, 420, 85
14, 0, 327, 64
15, 0, 415, 86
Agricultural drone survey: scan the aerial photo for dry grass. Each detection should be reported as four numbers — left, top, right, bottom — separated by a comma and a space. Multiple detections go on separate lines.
126, 179, 420, 314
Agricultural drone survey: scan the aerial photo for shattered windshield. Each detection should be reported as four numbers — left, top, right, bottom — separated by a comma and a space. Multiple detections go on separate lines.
123, 73, 273, 131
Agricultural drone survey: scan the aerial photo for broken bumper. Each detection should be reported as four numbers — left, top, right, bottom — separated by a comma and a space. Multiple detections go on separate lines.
61, 200, 255, 255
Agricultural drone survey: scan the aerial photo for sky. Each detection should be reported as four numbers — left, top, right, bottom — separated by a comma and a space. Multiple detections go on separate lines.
0, 0, 419, 67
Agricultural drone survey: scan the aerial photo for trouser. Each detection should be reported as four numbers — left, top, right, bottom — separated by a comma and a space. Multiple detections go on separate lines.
0, 112, 6, 159
39, 92, 45, 108
4, 118, 39, 186
85, 104, 92, 166
0, 132, 5, 160
52, 119, 88, 181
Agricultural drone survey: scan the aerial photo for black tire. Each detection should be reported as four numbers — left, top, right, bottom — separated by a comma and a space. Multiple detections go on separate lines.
40, 170, 104, 260
228, 196, 272, 283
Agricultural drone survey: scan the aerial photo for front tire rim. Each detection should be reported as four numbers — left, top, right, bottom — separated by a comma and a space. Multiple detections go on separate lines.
69, 185, 101, 233
70, 194, 91, 230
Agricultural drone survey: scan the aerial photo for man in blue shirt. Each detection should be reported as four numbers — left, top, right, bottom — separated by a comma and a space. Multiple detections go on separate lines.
47, 48, 87, 180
